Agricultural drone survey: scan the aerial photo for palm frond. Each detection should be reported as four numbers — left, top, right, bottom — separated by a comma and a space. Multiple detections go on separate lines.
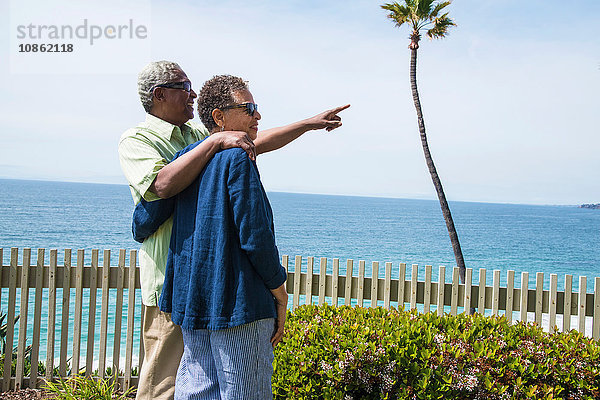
426, 13, 456, 39
405, 0, 418, 10
416, 0, 437, 19
382, 0, 455, 41
381, 2, 413, 28
429, 1, 452, 19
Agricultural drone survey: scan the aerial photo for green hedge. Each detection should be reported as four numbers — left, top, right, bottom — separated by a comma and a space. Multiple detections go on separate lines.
273, 305, 600, 399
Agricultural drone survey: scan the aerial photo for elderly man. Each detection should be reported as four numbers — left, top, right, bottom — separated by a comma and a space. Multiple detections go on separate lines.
118, 61, 348, 400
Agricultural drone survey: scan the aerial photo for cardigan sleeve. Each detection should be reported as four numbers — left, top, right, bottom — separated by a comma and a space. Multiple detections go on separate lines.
227, 150, 286, 289
131, 197, 175, 243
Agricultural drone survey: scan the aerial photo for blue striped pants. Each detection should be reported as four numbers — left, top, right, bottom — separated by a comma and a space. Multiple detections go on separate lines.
175, 318, 275, 400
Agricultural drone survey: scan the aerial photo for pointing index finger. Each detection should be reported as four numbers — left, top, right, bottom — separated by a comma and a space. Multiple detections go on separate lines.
329, 104, 351, 115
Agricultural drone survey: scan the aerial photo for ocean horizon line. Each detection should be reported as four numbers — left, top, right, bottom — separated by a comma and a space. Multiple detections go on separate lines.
0, 177, 584, 208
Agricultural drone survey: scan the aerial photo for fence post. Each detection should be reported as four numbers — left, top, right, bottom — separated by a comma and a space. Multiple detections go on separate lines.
112, 250, 126, 385
424, 265, 432, 313
318, 258, 327, 305
520, 272, 528, 323
410, 264, 418, 310
293, 256, 302, 309
464, 268, 473, 314
492, 270, 500, 316
306, 257, 314, 306
593, 277, 600, 340
59, 249, 72, 377
29, 248, 45, 388
99, 250, 111, 379
384, 262, 392, 309
451, 267, 459, 316
563, 274, 572, 331
478, 269, 486, 315
3, 248, 19, 390
357, 261, 365, 307
45, 250, 58, 383
15, 249, 32, 390
535, 272, 544, 327
86, 250, 99, 376
549, 274, 558, 332
344, 260, 353, 306
332, 259, 340, 307
578, 276, 587, 334
506, 270, 515, 323
398, 263, 406, 310
370, 262, 379, 308
437, 266, 445, 316
72, 250, 85, 376
124, 250, 137, 389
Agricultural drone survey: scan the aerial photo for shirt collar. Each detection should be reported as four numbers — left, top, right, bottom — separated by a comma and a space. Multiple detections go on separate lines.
144, 113, 193, 140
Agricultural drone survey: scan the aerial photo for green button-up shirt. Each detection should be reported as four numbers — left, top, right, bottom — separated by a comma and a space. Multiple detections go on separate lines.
118, 113, 209, 306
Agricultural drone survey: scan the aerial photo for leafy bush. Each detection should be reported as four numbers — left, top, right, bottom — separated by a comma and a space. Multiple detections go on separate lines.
43, 375, 136, 399
273, 305, 600, 399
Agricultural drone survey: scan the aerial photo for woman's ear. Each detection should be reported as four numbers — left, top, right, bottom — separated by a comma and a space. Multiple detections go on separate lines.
212, 108, 224, 130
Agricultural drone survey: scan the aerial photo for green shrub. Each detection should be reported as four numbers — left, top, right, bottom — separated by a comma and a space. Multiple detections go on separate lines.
43, 375, 136, 399
273, 305, 600, 399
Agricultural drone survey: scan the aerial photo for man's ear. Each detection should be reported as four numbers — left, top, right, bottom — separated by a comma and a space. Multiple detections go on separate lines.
152, 87, 166, 103
212, 109, 224, 129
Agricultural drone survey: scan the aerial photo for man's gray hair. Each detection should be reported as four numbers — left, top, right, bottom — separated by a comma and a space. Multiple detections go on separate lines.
137, 61, 183, 112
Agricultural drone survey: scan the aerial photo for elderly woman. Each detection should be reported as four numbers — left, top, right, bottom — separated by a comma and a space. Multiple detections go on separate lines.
134, 75, 289, 399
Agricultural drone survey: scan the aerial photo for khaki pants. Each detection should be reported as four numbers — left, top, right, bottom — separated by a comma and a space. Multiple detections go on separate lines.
136, 306, 183, 400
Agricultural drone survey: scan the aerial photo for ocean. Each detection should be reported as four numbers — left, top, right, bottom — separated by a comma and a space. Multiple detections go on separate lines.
2, 179, 598, 281
0, 178, 598, 362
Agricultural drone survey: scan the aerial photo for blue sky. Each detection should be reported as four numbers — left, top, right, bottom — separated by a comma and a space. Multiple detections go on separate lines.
1, 0, 599, 205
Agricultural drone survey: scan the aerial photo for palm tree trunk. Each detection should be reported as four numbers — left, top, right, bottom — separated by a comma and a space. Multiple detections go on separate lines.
409, 47, 467, 284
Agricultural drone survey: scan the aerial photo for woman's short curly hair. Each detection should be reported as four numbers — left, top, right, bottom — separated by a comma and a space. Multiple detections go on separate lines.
197, 75, 249, 132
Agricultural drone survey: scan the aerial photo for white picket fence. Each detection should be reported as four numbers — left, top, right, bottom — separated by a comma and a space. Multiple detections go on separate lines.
281, 255, 600, 336
0, 248, 598, 392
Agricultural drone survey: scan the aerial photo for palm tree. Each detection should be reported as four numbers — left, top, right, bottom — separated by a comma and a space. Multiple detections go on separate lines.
381, 0, 467, 283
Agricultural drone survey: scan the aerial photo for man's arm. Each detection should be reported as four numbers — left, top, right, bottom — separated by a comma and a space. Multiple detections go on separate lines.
150, 131, 255, 199
131, 140, 208, 242
254, 104, 350, 154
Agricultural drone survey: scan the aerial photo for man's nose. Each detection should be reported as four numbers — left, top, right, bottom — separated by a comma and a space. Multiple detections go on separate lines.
190, 89, 197, 98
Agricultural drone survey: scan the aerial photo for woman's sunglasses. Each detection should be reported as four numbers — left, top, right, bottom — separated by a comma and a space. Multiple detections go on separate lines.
220, 103, 259, 116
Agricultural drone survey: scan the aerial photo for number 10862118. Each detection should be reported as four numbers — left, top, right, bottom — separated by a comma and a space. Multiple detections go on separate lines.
19, 43, 73, 52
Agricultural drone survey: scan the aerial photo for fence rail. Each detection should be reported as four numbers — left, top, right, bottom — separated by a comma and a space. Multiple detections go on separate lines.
1, 248, 599, 392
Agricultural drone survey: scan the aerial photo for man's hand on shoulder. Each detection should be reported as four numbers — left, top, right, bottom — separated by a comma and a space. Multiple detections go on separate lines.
211, 131, 256, 161
149, 130, 254, 199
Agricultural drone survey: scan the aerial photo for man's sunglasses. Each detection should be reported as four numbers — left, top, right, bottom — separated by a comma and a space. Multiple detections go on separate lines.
220, 103, 259, 116
149, 81, 192, 93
